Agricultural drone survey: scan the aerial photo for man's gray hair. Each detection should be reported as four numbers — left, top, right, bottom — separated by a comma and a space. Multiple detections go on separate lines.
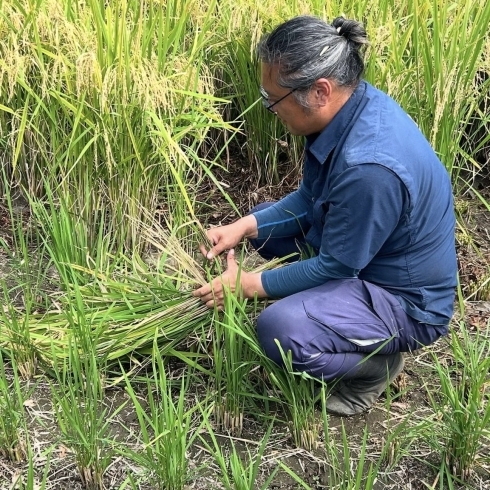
257, 16, 369, 106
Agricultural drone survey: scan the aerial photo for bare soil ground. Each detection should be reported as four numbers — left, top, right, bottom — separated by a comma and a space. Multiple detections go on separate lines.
1, 165, 489, 489
0, 336, 488, 489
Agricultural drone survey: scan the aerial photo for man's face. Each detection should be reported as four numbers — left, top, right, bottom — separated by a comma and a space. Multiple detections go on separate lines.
260, 63, 315, 136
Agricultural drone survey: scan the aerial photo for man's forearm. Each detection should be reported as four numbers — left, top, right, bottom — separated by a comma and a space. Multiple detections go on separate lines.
253, 186, 312, 239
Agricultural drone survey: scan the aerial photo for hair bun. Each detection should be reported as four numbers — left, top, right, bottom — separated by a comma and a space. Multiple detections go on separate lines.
332, 17, 368, 47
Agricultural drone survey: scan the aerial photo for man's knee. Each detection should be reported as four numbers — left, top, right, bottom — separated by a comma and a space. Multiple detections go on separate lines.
257, 306, 284, 364
256, 303, 301, 365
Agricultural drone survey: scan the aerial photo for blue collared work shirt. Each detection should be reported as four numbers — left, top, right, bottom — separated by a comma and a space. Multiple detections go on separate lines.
254, 81, 457, 325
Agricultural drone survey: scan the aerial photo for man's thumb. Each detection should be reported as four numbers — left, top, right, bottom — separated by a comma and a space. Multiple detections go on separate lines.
206, 246, 221, 260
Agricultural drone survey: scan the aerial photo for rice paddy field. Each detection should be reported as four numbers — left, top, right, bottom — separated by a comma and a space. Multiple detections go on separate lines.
0, 0, 489, 488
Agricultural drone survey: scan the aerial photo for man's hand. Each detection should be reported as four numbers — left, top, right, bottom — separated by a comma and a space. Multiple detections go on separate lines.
200, 215, 258, 260
193, 249, 266, 309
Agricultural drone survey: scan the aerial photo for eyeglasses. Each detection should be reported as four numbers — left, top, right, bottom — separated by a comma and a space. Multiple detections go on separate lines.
260, 86, 298, 113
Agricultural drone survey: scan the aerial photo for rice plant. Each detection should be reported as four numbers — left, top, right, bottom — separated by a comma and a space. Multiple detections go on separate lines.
0, 212, 291, 371
0, 175, 46, 378
366, 0, 490, 181
216, 27, 303, 184
0, 352, 28, 462
319, 387, 382, 489
211, 261, 265, 436
424, 322, 490, 481
267, 344, 322, 451
49, 273, 118, 489
51, 353, 115, 489
120, 351, 205, 489
198, 419, 282, 490
1, 0, 489, 228
0, 0, 233, 253
379, 407, 424, 470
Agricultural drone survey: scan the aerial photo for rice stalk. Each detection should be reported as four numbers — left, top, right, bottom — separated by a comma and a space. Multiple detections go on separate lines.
0, 0, 232, 253
0, 215, 281, 370
211, 282, 258, 437
120, 350, 206, 489
0, 352, 29, 463
50, 335, 115, 489
424, 323, 490, 481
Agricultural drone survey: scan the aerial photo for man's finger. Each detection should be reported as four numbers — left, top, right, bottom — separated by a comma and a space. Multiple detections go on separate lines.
193, 284, 211, 297
199, 243, 209, 258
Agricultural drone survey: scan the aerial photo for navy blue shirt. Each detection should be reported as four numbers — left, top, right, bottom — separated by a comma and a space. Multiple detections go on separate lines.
254, 81, 457, 325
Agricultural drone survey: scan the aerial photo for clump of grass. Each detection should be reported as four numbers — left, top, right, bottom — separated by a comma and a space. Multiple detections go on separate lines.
379, 402, 426, 470
121, 350, 204, 489
212, 308, 246, 436
266, 343, 321, 451
52, 358, 113, 489
0, 352, 28, 462
318, 387, 382, 489
424, 322, 490, 481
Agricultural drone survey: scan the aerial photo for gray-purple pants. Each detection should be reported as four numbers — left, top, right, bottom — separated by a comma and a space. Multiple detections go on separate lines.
250, 205, 447, 382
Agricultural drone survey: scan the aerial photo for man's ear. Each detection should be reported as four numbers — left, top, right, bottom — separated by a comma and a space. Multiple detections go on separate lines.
312, 78, 332, 107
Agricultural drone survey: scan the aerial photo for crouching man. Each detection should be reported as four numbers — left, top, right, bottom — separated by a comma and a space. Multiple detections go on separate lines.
194, 15, 457, 416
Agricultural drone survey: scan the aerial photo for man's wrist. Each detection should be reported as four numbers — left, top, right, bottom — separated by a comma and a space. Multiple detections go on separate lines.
239, 215, 258, 239
242, 271, 266, 299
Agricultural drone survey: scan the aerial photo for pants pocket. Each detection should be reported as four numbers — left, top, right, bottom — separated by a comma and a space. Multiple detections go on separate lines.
302, 279, 399, 348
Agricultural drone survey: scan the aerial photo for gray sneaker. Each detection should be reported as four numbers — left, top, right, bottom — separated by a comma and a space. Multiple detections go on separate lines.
326, 353, 405, 417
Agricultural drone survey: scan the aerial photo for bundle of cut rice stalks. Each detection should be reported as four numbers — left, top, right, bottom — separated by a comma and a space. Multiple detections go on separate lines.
0, 220, 278, 372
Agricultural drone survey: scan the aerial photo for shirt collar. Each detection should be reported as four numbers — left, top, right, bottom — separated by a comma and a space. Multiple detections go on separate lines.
305, 81, 367, 164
